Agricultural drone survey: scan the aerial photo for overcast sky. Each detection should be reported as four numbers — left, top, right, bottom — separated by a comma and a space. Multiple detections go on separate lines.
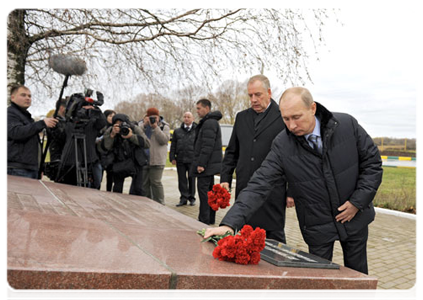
269, 5, 419, 139
4, 2, 420, 139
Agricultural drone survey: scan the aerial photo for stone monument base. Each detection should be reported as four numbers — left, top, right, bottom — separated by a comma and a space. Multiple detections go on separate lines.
7, 176, 377, 289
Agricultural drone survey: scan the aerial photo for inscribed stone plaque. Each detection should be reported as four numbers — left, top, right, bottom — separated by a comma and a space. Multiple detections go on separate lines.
261, 239, 340, 269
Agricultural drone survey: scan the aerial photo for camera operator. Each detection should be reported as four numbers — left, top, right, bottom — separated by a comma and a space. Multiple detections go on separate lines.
139, 108, 170, 204
101, 114, 150, 195
56, 92, 106, 188
43, 98, 67, 180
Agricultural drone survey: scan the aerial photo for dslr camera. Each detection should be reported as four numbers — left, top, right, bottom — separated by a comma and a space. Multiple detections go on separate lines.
119, 122, 131, 136
149, 116, 156, 124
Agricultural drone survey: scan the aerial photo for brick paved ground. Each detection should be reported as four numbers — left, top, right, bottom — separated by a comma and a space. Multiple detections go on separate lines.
105, 168, 416, 290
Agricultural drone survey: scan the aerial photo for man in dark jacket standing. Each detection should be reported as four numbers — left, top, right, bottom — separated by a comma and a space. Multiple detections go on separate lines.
220, 74, 287, 243
170, 112, 197, 206
191, 99, 223, 225
205, 87, 383, 274
8, 85, 58, 179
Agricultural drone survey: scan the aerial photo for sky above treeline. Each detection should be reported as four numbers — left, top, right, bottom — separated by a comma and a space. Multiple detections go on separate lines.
3, 2, 420, 139
267, 5, 418, 139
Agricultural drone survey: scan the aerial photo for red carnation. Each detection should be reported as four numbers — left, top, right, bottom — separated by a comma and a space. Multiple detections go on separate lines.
205, 225, 266, 265
208, 184, 231, 211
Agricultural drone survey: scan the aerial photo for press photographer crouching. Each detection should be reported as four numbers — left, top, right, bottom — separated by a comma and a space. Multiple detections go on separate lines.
100, 114, 150, 195
55, 91, 107, 188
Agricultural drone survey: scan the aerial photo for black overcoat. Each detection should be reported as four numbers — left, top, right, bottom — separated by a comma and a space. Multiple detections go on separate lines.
221, 102, 383, 246
220, 99, 286, 231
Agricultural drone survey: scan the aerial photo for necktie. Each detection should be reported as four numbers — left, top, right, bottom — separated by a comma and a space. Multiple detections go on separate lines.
308, 134, 322, 154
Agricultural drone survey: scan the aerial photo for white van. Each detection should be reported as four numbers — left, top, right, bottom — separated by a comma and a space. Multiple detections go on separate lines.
220, 124, 233, 147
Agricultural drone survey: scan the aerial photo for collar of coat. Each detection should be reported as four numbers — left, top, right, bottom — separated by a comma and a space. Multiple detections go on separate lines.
199, 111, 223, 125
11, 102, 33, 120
286, 101, 338, 141
246, 99, 284, 137
181, 122, 197, 131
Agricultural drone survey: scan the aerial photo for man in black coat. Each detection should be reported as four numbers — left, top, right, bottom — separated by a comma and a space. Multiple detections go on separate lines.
220, 74, 287, 243
8, 85, 58, 179
170, 111, 197, 206
205, 87, 383, 274
55, 96, 107, 187
191, 99, 223, 225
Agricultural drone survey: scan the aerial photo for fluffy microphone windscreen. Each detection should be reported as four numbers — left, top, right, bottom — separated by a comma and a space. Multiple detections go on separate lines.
48, 54, 87, 76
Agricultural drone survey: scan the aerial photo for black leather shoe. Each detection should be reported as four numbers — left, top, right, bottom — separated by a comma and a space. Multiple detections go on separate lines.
189, 200, 196, 206
176, 202, 187, 207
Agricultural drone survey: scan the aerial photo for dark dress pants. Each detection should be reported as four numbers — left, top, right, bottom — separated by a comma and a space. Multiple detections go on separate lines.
308, 226, 369, 274
197, 175, 216, 225
129, 167, 144, 196
113, 166, 144, 196
106, 168, 114, 192
176, 162, 195, 203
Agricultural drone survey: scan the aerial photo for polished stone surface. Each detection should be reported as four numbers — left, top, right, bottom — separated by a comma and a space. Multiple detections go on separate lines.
7, 175, 378, 289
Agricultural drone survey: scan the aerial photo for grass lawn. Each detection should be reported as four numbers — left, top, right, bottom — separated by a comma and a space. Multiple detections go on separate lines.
374, 166, 416, 213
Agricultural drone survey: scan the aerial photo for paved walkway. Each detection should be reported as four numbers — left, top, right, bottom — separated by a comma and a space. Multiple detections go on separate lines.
105, 168, 416, 290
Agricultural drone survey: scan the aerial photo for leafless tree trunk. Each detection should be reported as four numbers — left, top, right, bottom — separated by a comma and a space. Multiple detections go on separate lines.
7, 10, 29, 102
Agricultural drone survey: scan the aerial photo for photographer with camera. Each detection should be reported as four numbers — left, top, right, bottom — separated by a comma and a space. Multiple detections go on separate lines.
101, 114, 150, 195
56, 91, 106, 188
139, 108, 170, 204
43, 98, 67, 181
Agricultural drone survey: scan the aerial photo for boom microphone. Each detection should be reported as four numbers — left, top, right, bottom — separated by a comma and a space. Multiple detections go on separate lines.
48, 54, 87, 76
40, 54, 88, 179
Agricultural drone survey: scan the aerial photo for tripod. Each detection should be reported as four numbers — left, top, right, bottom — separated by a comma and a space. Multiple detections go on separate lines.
56, 124, 91, 187
73, 132, 89, 187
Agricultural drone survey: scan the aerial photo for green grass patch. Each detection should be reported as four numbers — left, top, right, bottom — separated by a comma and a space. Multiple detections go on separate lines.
374, 167, 416, 213
166, 155, 173, 168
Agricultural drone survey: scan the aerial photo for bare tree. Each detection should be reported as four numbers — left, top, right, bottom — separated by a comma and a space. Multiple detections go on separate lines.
7, 8, 336, 108
114, 92, 174, 123
210, 79, 250, 124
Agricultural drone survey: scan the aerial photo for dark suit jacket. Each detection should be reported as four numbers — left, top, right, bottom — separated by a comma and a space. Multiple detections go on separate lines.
220, 99, 286, 231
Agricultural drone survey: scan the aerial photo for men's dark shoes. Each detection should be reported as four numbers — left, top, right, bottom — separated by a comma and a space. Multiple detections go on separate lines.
189, 200, 196, 206
176, 202, 187, 207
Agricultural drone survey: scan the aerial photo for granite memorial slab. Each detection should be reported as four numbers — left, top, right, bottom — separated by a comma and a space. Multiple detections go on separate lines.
7, 175, 378, 289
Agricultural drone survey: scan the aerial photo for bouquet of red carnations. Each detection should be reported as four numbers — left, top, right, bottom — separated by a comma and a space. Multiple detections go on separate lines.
208, 184, 231, 211
198, 225, 266, 265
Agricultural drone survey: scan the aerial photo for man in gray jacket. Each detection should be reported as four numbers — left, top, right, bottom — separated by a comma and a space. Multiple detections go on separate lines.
205, 87, 383, 274
139, 107, 171, 204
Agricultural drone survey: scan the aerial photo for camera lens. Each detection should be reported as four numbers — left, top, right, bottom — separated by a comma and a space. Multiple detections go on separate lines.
149, 116, 156, 124
120, 122, 130, 135
120, 127, 130, 135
